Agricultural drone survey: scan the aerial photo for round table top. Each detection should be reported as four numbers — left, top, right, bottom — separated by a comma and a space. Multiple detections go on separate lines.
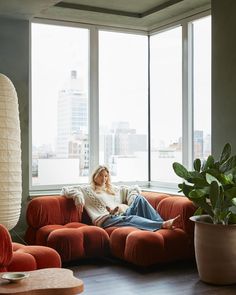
0, 268, 83, 295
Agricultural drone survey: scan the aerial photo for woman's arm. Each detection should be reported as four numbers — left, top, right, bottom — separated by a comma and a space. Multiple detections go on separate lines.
61, 185, 85, 209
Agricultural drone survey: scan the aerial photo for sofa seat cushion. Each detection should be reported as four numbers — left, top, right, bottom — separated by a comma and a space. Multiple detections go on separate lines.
8, 243, 61, 271
35, 222, 86, 245
109, 227, 193, 267
36, 224, 110, 263
106, 194, 196, 267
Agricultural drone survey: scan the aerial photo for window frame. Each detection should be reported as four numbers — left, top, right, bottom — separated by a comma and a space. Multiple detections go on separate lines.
29, 10, 211, 194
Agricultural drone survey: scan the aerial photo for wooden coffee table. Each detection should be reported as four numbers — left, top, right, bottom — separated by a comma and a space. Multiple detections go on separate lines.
0, 268, 83, 295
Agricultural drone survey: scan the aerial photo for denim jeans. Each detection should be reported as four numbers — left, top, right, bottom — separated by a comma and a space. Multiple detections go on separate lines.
101, 194, 164, 231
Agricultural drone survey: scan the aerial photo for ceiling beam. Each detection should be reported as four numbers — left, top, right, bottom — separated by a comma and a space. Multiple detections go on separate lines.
142, 0, 184, 17
55, 2, 141, 18
55, 0, 184, 18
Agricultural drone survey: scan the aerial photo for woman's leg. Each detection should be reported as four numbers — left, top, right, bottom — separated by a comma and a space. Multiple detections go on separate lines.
102, 215, 163, 231
102, 209, 180, 231
125, 195, 163, 222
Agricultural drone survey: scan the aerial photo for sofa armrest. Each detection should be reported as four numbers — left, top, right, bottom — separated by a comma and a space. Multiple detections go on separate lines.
157, 196, 196, 235
0, 224, 13, 271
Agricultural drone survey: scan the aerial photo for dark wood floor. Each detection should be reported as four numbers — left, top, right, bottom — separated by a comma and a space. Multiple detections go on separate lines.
67, 258, 236, 295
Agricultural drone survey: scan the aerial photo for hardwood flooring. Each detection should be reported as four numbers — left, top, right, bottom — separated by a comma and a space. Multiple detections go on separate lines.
67, 259, 236, 295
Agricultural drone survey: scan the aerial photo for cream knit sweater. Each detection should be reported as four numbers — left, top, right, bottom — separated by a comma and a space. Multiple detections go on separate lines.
61, 184, 141, 226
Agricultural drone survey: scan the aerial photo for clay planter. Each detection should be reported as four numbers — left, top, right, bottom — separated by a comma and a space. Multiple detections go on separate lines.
190, 215, 236, 285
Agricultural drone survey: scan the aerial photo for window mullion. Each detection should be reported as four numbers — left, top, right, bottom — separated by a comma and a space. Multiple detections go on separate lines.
182, 22, 193, 169
89, 27, 99, 173
148, 35, 151, 183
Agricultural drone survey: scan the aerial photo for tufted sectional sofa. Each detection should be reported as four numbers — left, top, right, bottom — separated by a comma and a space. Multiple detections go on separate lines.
25, 191, 196, 267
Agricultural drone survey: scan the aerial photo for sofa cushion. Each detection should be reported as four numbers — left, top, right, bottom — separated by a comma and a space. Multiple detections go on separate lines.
0, 224, 61, 272
26, 196, 81, 228
109, 227, 193, 267
107, 192, 196, 267
47, 226, 110, 262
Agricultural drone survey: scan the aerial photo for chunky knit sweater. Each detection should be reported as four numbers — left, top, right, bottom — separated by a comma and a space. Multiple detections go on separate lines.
61, 184, 141, 226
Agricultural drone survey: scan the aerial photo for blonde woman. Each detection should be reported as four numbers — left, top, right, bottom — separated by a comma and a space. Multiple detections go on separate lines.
61, 165, 179, 231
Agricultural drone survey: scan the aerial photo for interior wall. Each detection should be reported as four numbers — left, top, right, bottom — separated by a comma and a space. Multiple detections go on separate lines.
0, 18, 29, 239
212, 0, 236, 157
0, 1, 236, 237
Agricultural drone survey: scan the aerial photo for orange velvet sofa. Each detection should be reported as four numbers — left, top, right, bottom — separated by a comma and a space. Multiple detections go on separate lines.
0, 223, 61, 272
25, 191, 196, 267
25, 196, 110, 263
106, 191, 196, 267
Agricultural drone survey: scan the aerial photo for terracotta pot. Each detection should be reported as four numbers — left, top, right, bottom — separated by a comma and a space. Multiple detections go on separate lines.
190, 215, 236, 285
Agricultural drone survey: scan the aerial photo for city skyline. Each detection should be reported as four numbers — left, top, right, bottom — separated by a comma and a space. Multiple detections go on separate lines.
31, 19, 211, 185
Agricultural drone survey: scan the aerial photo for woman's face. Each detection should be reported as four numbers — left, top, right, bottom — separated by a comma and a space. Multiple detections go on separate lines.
94, 169, 109, 187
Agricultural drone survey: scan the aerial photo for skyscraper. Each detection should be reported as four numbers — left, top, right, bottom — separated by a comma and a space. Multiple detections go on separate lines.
56, 70, 88, 159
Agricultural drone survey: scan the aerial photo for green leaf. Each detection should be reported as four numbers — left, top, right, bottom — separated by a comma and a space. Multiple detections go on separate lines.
193, 158, 201, 172
192, 198, 214, 217
223, 189, 236, 207
220, 143, 231, 164
179, 182, 194, 197
187, 171, 208, 186
209, 181, 219, 209
232, 198, 236, 206
202, 155, 215, 171
206, 173, 221, 186
223, 173, 234, 184
189, 189, 207, 199
172, 162, 190, 180
220, 155, 236, 173
193, 207, 204, 216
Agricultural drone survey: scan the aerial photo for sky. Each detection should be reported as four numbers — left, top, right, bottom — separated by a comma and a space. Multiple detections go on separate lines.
31, 16, 211, 149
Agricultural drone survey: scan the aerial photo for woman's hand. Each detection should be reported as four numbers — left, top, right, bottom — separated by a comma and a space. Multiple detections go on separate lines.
106, 204, 129, 216
106, 206, 119, 215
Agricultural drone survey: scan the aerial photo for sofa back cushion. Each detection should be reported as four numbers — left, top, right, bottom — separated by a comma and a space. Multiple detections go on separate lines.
26, 196, 81, 229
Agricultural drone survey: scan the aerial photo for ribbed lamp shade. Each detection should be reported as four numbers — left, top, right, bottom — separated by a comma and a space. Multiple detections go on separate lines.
0, 74, 22, 230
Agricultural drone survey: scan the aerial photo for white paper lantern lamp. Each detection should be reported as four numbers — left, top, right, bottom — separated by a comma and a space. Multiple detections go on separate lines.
0, 73, 22, 230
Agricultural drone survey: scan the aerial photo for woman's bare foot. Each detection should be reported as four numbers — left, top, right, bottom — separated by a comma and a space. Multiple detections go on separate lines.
162, 215, 181, 229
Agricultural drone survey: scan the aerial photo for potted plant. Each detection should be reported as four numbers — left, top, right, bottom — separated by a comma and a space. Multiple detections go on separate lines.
173, 143, 236, 285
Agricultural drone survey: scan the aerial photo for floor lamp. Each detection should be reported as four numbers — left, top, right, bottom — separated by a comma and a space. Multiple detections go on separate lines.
0, 73, 22, 230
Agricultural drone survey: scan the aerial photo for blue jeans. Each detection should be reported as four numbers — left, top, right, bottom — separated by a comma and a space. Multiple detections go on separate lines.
101, 195, 164, 231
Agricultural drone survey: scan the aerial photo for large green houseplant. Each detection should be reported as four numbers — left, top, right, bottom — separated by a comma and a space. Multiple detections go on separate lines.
173, 143, 236, 225
173, 143, 236, 285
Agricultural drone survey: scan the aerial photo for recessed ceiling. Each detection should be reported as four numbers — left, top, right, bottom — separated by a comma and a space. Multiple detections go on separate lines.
0, 0, 211, 31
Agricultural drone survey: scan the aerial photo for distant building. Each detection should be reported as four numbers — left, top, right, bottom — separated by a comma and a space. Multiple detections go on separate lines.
68, 132, 89, 175
102, 121, 147, 167
56, 70, 88, 160
194, 130, 204, 158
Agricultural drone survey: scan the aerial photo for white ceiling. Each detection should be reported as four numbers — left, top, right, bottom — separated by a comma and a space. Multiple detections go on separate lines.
0, 0, 211, 30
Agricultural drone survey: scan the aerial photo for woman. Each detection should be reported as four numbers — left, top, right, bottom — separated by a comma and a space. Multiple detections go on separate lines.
61, 165, 179, 231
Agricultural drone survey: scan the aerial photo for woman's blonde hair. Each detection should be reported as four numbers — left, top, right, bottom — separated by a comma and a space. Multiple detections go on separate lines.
90, 165, 115, 195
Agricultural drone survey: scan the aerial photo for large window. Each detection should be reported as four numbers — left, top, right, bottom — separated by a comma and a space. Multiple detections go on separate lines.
30, 14, 211, 191
99, 31, 148, 181
150, 27, 182, 183
193, 16, 211, 161
31, 23, 89, 188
